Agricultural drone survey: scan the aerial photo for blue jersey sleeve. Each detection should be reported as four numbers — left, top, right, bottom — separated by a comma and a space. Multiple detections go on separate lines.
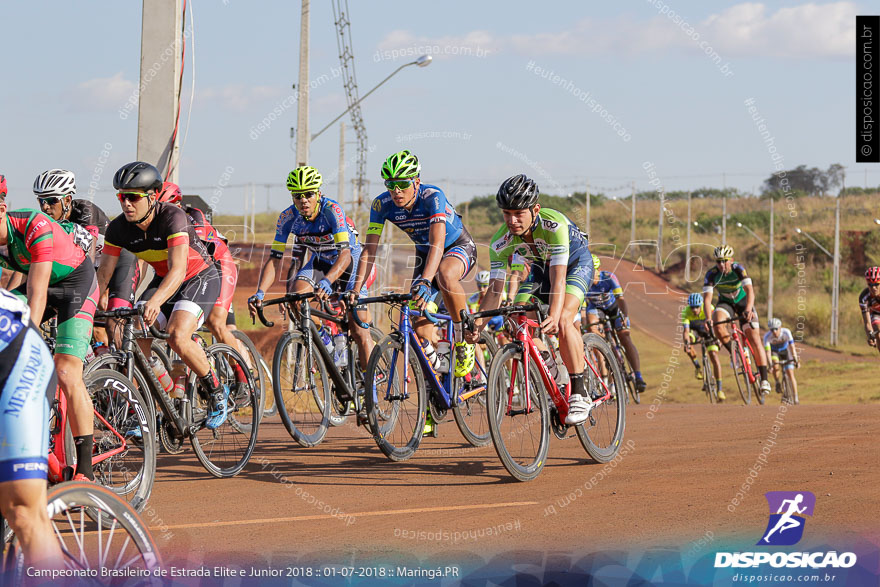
271, 207, 296, 258
323, 200, 351, 250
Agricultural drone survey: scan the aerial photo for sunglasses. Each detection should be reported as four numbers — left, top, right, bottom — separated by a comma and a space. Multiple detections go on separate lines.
715, 259, 730, 264
117, 191, 150, 204
384, 179, 414, 191
38, 196, 63, 206
291, 190, 318, 201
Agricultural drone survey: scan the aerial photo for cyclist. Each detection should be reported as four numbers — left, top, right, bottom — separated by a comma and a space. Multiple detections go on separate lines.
0, 287, 63, 569
584, 254, 646, 393
33, 169, 142, 347
860, 267, 880, 355
0, 199, 98, 482
248, 166, 375, 375
98, 162, 229, 429
763, 317, 799, 398
682, 292, 724, 400
468, 174, 595, 425
352, 150, 477, 379
703, 245, 772, 395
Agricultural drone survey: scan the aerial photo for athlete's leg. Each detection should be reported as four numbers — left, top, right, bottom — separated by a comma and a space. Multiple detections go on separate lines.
0, 479, 62, 568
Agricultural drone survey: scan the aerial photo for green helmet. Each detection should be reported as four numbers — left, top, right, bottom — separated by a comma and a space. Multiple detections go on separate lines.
381, 149, 421, 180
286, 166, 323, 192
592, 254, 601, 271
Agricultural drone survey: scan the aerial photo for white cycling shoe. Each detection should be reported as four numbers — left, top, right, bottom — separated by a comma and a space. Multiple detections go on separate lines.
760, 379, 771, 395
565, 394, 595, 425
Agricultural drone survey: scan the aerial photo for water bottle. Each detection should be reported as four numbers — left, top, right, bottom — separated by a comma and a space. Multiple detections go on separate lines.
319, 326, 333, 355
435, 340, 451, 373
333, 333, 348, 367
422, 340, 441, 371
171, 376, 186, 399
149, 356, 174, 395
541, 350, 568, 389
553, 348, 570, 387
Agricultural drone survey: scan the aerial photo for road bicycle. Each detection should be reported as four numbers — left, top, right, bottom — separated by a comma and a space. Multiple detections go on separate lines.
361, 292, 494, 462
254, 292, 383, 447
466, 303, 626, 482
695, 335, 720, 403
89, 307, 259, 477
776, 358, 799, 405
715, 317, 764, 405
589, 309, 640, 404
2, 481, 162, 584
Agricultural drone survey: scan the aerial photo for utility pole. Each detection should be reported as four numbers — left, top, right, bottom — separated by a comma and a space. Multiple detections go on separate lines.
656, 189, 664, 270
721, 172, 727, 246
294, 0, 310, 166
831, 174, 843, 346
630, 181, 636, 248
251, 184, 256, 237
768, 197, 774, 322
244, 186, 249, 243
686, 191, 692, 280
585, 181, 591, 236
338, 122, 346, 203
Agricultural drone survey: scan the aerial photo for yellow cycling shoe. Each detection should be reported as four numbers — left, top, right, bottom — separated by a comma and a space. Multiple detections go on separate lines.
423, 411, 437, 437
453, 341, 476, 377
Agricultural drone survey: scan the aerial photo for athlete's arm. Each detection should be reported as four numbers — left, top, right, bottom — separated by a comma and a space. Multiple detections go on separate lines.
322, 248, 352, 289
541, 264, 567, 335
352, 233, 379, 294
142, 242, 187, 325
96, 252, 120, 295
419, 222, 446, 285
25, 261, 52, 326
5, 270, 24, 291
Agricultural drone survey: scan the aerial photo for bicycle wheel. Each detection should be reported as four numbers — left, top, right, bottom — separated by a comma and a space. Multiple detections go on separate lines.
452, 330, 496, 447
364, 333, 426, 462
730, 339, 752, 405
576, 333, 626, 463
486, 343, 550, 482
702, 348, 718, 403
2, 481, 162, 582
610, 334, 638, 405
229, 330, 267, 431
272, 331, 331, 447
747, 347, 766, 405
84, 369, 157, 514
187, 344, 259, 477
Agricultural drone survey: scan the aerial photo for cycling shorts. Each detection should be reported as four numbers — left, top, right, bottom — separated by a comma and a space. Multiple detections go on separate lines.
0, 325, 55, 482
515, 255, 593, 307
12, 262, 98, 361
296, 247, 368, 296
768, 346, 794, 369
589, 303, 630, 331
687, 321, 719, 351
869, 311, 880, 327
226, 303, 237, 326
215, 253, 237, 312
716, 296, 759, 330
141, 265, 221, 330
107, 249, 141, 310
409, 228, 477, 298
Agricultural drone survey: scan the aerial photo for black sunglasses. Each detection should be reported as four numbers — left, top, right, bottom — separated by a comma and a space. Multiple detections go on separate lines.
291, 191, 318, 201
38, 196, 64, 206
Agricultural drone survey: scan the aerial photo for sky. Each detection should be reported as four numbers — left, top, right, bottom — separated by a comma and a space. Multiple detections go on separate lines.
0, 0, 870, 214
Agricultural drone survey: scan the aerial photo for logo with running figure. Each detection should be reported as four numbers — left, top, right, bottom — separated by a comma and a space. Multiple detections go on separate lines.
758, 491, 816, 546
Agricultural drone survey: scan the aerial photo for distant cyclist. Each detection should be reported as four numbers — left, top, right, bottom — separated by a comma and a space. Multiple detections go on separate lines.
584, 254, 646, 393
0, 288, 63, 569
468, 174, 595, 425
682, 292, 724, 399
763, 317, 799, 398
703, 245, 772, 395
99, 162, 229, 429
859, 267, 880, 356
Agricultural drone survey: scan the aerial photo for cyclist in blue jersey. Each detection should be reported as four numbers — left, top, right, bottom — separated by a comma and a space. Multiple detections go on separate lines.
0, 288, 63, 568
584, 254, 646, 392
352, 150, 477, 379
249, 166, 374, 372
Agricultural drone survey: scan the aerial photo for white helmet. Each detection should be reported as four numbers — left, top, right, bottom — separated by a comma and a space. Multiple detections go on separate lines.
476, 270, 490, 287
768, 317, 782, 330
33, 169, 76, 197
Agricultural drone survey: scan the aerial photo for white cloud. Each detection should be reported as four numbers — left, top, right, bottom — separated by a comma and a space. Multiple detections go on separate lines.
198, 85, 283, 111
69, 72, 135, 111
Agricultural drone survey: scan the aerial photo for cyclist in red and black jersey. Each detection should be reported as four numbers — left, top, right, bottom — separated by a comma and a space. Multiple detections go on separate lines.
0, 200, 98, 481
860, 267, 880, 355
98, 162, 229, 429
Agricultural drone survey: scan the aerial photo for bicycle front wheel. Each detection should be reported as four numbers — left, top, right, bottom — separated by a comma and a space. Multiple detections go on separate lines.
577, 333, 626, 463
232, 329, 269, 425
272, 331, 331, 447
486, 343, 550, 482
364, 333, 426, 462
730, 340, 752, 405
452, 330, 496, 447
188, 344, 259, 477
702, 348, 718, 403
610, 334, 638, 405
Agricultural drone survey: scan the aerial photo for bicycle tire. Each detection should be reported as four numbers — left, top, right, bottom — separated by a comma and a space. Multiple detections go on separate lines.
702, 347, 718, 403
486, 343, 550, 482
84, 369, 157, 514
187, 344, 259, 477
364, 333, 426, 462
83, 352, 159, 431
3, 482, 162, 583
576, 333, 626, 463
610, 332, 639, 405
229, 330, 267, 432
451, 330, 495, 447
782, 372, 798, 405
272, 331, 331, 447
730, 339, 752, 405
743, 343, 765, 405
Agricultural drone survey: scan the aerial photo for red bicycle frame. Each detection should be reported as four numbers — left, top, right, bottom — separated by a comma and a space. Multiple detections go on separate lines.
728, 321, 759, 384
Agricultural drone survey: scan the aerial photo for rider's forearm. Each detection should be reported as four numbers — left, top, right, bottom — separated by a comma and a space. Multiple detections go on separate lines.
256, 257, 278, 293
151, 266, 186, 307
617, 296, 630, 316
420, 225, 446, 283
744, 284, 756, 313
324, 249, 351, 284
548, 265, 566, 319
353, 247, 374, 292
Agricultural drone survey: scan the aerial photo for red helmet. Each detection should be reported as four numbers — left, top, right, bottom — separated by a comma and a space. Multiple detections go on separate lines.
0, 174, 6, 199
866, 267, 880, 285
157, 181, 182, 204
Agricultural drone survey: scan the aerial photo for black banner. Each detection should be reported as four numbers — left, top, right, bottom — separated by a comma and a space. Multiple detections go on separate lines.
857, 15, 880, 163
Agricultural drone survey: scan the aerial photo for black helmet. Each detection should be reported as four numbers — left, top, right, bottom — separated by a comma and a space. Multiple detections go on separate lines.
113, 162, 163, 192
496, 174, 539, 210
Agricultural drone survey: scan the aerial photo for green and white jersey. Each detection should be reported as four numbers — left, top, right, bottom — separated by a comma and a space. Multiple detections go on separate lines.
488, 208, 589, 280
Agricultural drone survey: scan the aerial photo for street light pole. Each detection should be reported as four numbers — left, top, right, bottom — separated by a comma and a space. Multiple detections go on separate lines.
686, 191, 692, 280
795, 227, 835, 345
768, 197, 774, 323
831, 188, 841, 346
295, 0, 310, 166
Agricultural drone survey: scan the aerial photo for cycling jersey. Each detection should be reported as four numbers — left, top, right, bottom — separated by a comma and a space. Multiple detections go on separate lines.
681, 304, 711, 326
858, 287, 880, 316
585, 270, 623, 311
68, 199, 109, 255
272, 197, 360, 262
0, 289, 54, 483
186, 206, 236, 311
489, 208, 589, 280
763, 328, 794, 352
703, 263, 751, 304
0, 209, 86, 283
104, 202, 213, 280
367, 183, 464, 248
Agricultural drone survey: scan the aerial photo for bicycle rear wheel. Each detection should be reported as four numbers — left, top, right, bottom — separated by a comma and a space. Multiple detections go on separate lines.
452, 330, 496, 447
576, 334, 626, 463
486, 343, 550, 482
364, 333, 426, 462
85, 369, 157, 513
188, 344, 259, 477
232, 329, 268, 426
272, 331, 331, 447
730, 340, 752, 405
